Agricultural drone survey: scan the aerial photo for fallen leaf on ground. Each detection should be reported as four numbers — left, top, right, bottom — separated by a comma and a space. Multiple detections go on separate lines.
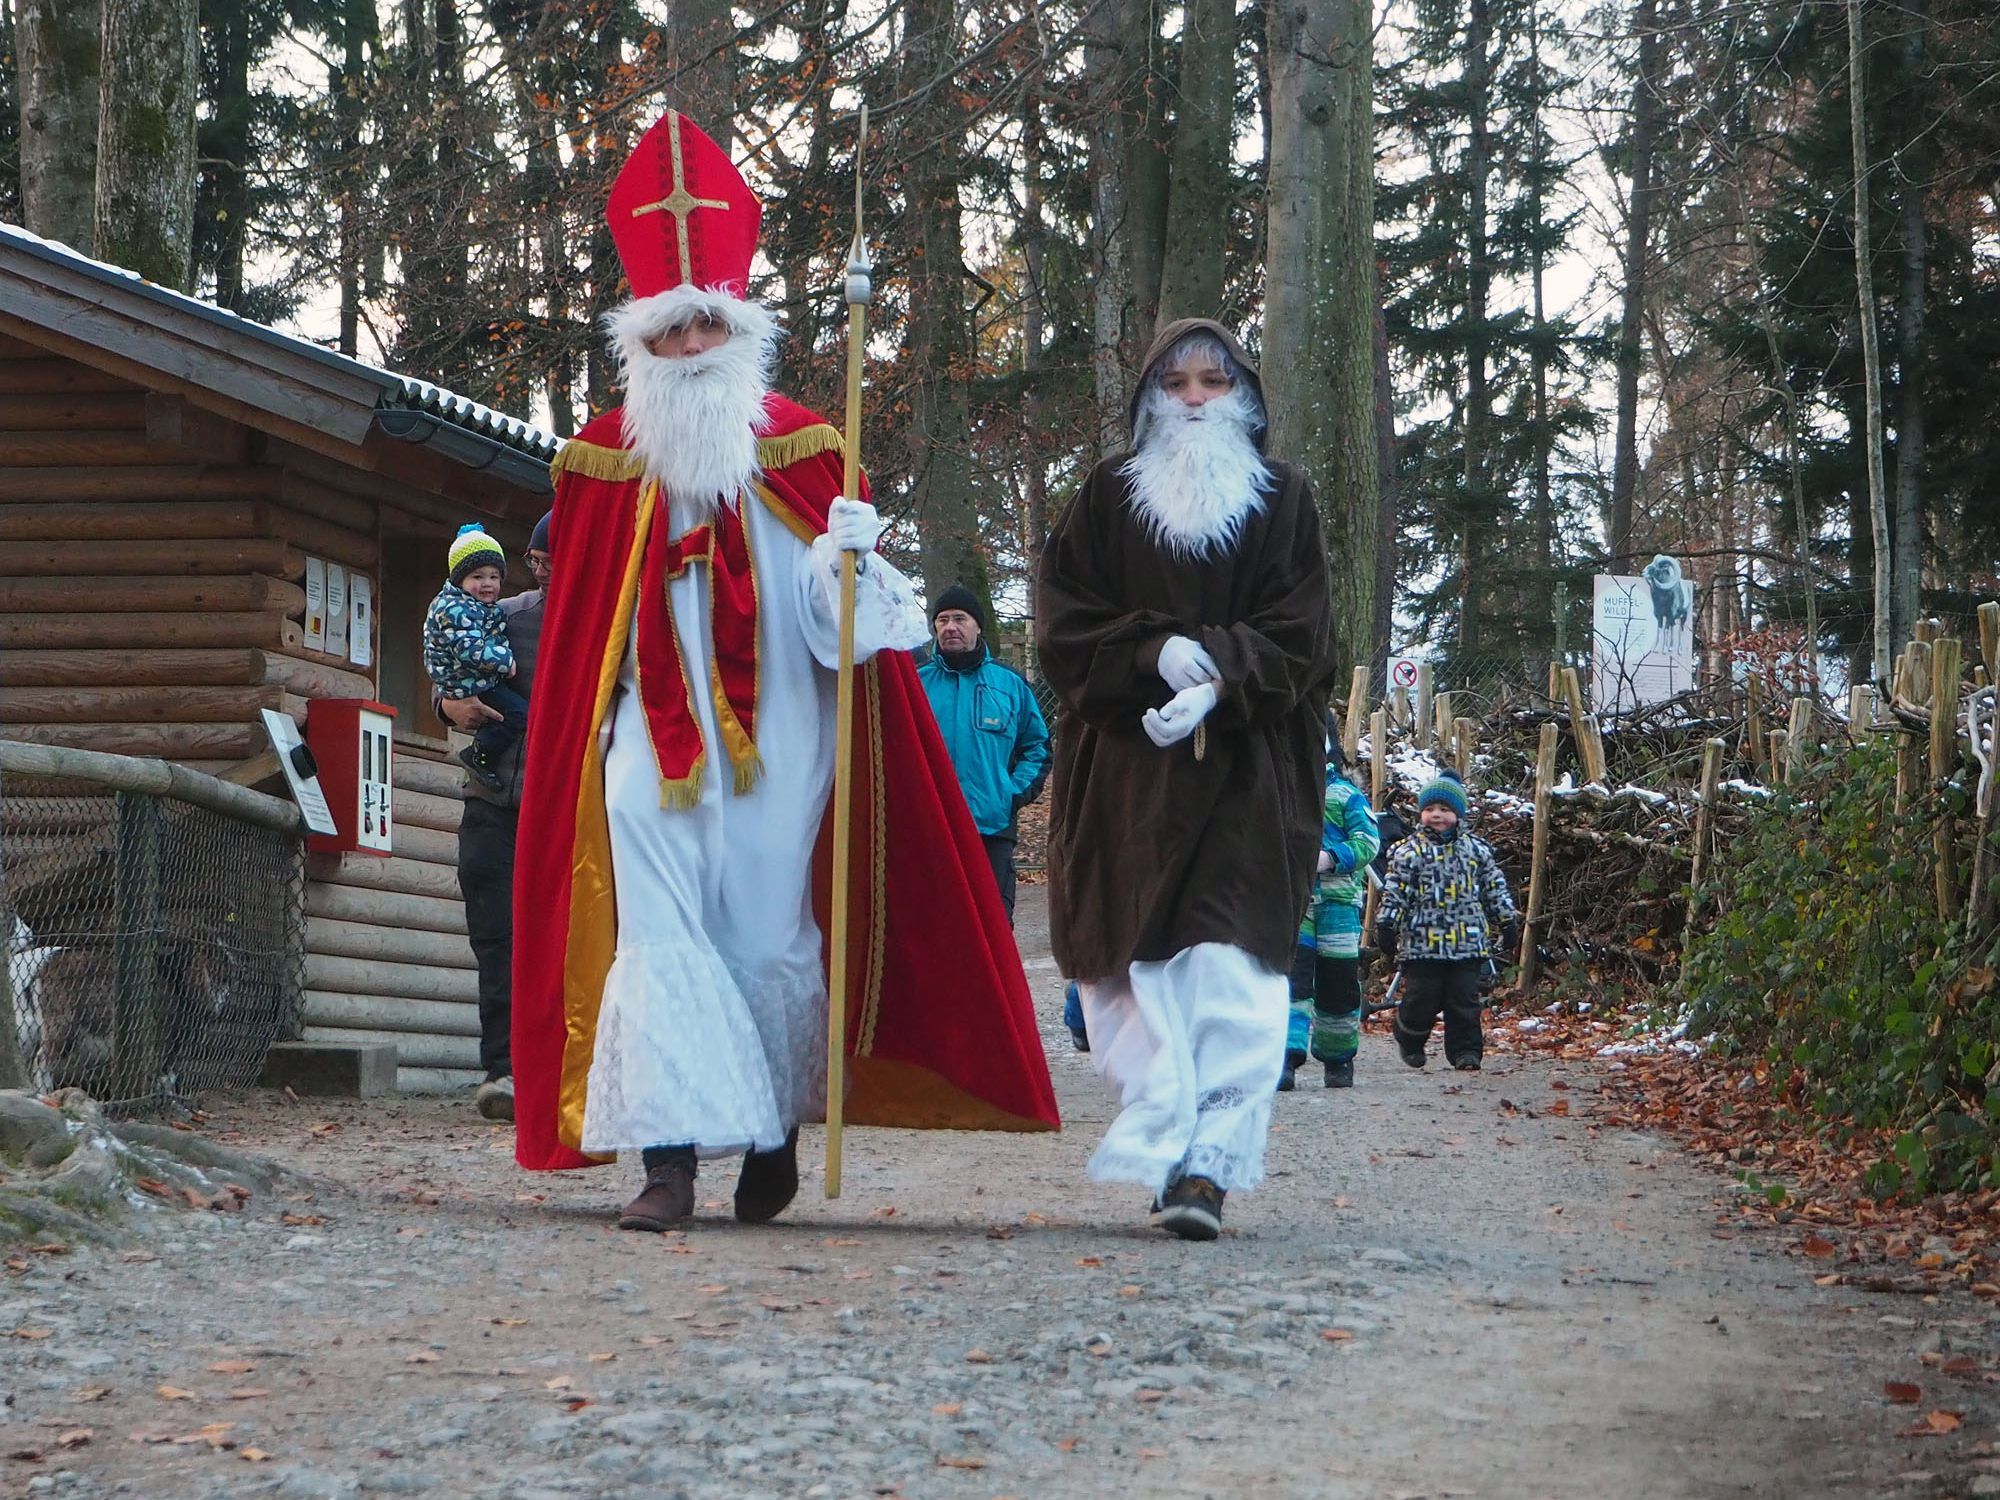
543, 1377, 574, 1392
964, 1348, 993, 1364
208, 1361, 255, 1375
7, 1447, 44, 1463
156, 1386, 195, 1401
697, 1284, 729, 1296
1801, 1235, 1837, 1258
634, 1335, 671, 1347
870, 1206, 898, 1219
281, 1213, 325, 1227
588, 1352, 617, 1363
1319, 1329, 1355, 1343
932, 1402, 962, 1417
1075, 1256, 1103, 1268
121, 1252, 157, 1264
27, 1244, 68, 1256
55, 1430, 90, 1449
8, 1328, 52, 1340
1056, 1436, 1080, 1453
936, 1456, 988, 1470
1118, 1285, 1142, 1297
491, 1318, 527, 1328
405, 1352, 440, 1365
1941, 1355, 1978, 1375
756, 1297, 801, 1313
70, 1388, 109, 1403
1135, 1389, 1165, 1403
1921, 1410, 1963, 1433
240, 1448, 272, 1462
226, 1389, 269, 1401
1884, 1382, 1923, 1405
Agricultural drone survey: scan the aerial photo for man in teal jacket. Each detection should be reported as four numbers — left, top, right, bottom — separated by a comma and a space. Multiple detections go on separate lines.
916, 585, 1052, 921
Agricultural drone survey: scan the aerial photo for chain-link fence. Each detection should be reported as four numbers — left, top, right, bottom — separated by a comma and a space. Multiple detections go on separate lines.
1, 746, 305, 1115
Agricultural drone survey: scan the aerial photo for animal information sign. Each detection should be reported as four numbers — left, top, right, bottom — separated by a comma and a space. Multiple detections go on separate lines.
1591, 556, 1697, 713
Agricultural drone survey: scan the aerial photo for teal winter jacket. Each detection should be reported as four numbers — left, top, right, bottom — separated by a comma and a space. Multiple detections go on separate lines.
916, 643, 1052, 837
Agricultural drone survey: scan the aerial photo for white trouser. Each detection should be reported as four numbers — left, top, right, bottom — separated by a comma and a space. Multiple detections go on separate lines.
1078, 942, 1288, 1195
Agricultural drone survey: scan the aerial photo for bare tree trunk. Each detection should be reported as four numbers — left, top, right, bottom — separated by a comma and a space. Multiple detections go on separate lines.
1849, 0, 1893, 682
1124, 0, 1169, 340
1607, 0, 1660, 564
1371, 299, 1398, 672
900, 0, 983, 604
1084, 0, 1135, 454
17, 0, 99, 252
1527, 0, 1552, 683
1264, 0, 1375, 677
1021, 70, 1052, 559
1155, 0, 1234, 325
334, 0, 372, 357
1891, 3, 1927, 648
1458, 0, 1491, 659
664, 0, 737, 140
94, 0, 200, 287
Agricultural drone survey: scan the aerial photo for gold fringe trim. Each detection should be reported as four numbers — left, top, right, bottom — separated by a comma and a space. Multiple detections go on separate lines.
659, 756, 706, 811
731, 753, 764, 796
756, 423, 843, 471
552, 438, 643, 483
856, 663, 889, 1058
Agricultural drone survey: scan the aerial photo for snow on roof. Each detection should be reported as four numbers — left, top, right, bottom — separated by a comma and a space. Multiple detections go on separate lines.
1, 223, 559, 464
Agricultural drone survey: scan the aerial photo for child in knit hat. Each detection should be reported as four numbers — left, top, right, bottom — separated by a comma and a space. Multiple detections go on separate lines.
424, 524, 527, 792
1372, 769, 1518, 1071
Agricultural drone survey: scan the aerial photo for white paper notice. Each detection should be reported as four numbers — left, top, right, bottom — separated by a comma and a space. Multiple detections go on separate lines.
325, 563, 349, 659
348, 574, 374, 669
303, 557, 327, 652
259, 708, 337, 836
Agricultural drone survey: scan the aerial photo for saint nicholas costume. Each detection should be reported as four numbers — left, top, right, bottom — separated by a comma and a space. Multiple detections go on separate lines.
1037, 318, 1337, 1233
512, 113, 1058, 1203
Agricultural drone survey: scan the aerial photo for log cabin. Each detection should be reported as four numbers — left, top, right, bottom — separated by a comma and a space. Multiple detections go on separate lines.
0, 223, 557, 1095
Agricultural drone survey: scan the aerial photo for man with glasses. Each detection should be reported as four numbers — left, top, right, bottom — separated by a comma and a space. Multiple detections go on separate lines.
437, 509, 551, 1121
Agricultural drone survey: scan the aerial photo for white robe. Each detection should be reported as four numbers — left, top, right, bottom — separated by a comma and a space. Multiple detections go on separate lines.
580, 493, 926, 1157
1078, 943, 1288, 1195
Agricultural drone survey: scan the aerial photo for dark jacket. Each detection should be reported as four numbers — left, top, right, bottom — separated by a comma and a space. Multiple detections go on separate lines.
916, 642, 1052, 838
461, 589, 544, 810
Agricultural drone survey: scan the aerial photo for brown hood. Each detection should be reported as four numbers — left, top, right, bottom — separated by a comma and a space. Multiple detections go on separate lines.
1129, 317, 1267, 449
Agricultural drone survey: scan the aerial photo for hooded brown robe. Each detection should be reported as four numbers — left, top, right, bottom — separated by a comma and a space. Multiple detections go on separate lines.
1036, 319, 1340, 982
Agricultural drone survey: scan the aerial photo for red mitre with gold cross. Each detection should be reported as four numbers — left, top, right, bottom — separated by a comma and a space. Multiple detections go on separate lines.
608, 111, 760, 299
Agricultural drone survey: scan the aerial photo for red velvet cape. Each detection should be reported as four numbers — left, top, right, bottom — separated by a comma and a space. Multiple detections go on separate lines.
512, 398, 1059, 1170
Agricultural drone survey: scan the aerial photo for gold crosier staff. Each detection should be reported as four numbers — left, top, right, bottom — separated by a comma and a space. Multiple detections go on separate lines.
825, 104, 871, 1200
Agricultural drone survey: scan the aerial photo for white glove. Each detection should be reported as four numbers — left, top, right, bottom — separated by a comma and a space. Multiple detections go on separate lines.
1141, 682, 1218, 748
826, 497, 883, 555
1156, 634, 1220, 693
1317, 849, 1334, 874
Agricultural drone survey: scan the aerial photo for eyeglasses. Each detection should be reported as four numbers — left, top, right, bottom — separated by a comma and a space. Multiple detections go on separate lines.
526, 553, 552, 576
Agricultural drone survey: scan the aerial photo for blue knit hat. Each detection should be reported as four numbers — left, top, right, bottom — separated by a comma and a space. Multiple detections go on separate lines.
1417, 769, 1468, 818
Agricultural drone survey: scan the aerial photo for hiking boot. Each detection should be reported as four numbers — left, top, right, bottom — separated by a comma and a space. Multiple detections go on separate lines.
458, 744, 503, 793
474, 1074, 515, 1122
1276, 1063, 1297, 1093
1323, 1058, 1355, 1089
1448, 1053, 1482, 1072
733, 1128, 800, 1224
1152, 1175, 1225, 1241
617, 1149, 695, 1232
1070, 1028, 1090, 1053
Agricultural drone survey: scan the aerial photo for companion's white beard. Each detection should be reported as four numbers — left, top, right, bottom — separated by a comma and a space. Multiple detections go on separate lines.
1121, 384, 1274, 559
606, 286, 780, 517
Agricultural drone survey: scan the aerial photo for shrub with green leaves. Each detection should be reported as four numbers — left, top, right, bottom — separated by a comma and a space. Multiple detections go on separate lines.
1680, 741, 2000, 1196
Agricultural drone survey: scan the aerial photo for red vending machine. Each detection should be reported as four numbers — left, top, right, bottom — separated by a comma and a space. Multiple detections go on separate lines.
304, 700, 397, 855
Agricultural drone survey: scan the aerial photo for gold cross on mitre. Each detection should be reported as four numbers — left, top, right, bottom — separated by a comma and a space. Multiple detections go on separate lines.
628, 111, 732, 284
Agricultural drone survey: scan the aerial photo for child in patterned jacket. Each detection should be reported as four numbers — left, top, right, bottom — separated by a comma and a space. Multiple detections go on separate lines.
1372, 769, 1518, 1071
1281, 730, 1380, 1090
423, 524, 526, 793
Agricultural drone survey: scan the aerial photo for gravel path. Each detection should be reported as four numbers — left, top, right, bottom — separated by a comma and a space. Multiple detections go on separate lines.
3, 888, 1995, 1499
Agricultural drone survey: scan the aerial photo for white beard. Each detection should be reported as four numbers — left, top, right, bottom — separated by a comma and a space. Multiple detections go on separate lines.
605, 286, 781, 517
1121, 384, 1274, 560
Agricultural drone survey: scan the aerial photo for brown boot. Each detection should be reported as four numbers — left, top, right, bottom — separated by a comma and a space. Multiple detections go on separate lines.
733, 1128, 799, 1224
1151, 1174, 1225, 1241
618, 1149, 695, 1231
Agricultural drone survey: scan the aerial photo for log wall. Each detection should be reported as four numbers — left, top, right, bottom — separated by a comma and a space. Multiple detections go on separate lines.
0, 332, 524, 1096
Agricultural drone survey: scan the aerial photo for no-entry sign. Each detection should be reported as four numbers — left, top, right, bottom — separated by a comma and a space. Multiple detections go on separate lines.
1389, 655, 1423, 689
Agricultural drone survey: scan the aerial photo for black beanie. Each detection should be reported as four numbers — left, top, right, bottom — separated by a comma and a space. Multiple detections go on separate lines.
931, 584, 985, 633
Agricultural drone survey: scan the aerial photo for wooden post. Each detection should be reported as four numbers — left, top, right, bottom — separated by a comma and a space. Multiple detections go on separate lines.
1519, 722, 1559, 986
1547, 661, 1561, 702
1390, 683, 1409, 727
1415, 662, 1434, 752
1932, 636, 1963, 918
1343, 665, 1368, 761
1687, 736, 1726, 931
1980, 602, 2000, 686
0, 879, 27, 1091
1768, 730, 1788, 782
1453, 715, 1477, 779
1433, 690, 1454, 757
1848, 684, 1874, 742
1560, 667, 1607, 785
111, 791, 164, 1106
1786, 696, 1812, 780
1915, 617, 1938, 646
1896, 642, 1931, 812
1745, 672, 1766, 768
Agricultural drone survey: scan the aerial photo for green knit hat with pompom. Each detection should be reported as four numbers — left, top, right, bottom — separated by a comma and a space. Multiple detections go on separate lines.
448, 523, 506, 585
